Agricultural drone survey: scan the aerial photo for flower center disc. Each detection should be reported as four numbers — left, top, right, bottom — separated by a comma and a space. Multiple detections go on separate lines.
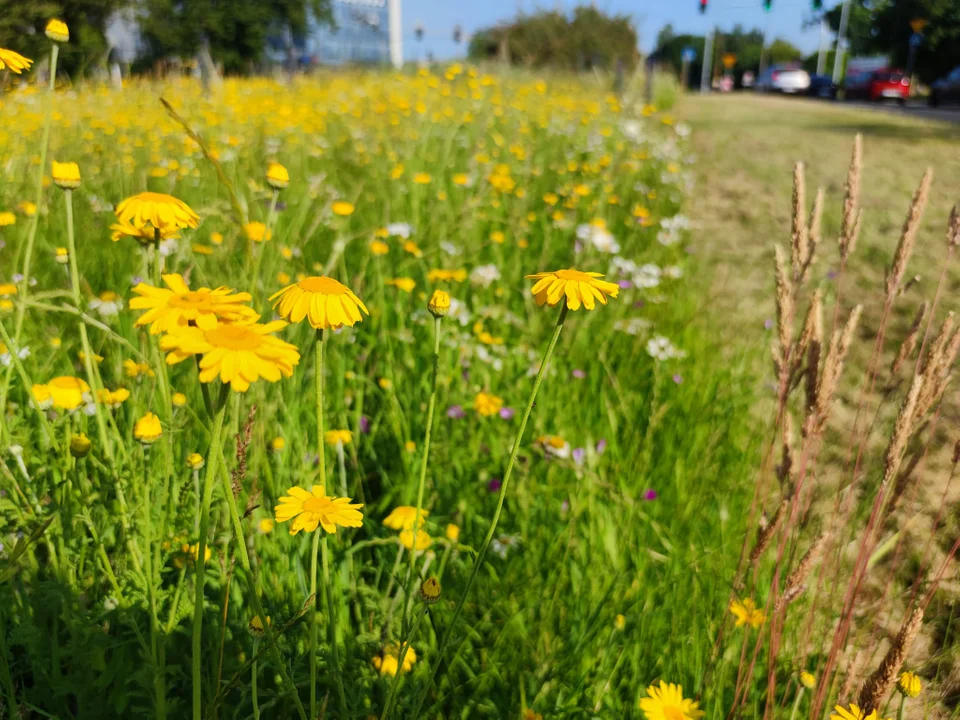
206, 324, 262, 350
664, 707, 686, 720
555, 269, 593, 282
299, 276, 348, 294
302, 495, 332, 513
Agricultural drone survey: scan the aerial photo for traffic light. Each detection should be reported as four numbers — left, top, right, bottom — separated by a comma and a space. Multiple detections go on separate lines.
699, 0, 707, 14
763, 0, 772, 10
453, 24, 462, 44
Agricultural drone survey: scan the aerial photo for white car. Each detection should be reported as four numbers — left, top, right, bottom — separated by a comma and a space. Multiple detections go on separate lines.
754, 65, 811, 94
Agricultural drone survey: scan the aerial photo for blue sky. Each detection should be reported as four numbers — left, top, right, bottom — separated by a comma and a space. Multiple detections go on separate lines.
398, 0, 833, 62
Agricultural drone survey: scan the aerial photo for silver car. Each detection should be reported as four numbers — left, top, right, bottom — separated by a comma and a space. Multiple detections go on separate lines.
754, 64, 811, 94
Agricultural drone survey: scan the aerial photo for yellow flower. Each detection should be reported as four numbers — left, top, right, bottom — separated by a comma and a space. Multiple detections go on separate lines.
182, 542, 212, 563
830, 704, 883, 720
51, 161, 81, 190
258, 518, 275, 534
0, 283, 17, 297
372, 644, 416, 677
419, 577, 441, 604
265, 162, 289, 190
614, 614, 626, 630
192, 244, 214, 255
428, 290, 450, 318
134, 412, 163, 444
526, 269, 620, 311
413, 172, 432, 184
248, 614, 271, 636
427, 268, 467, 283
245, 222, 271, 243
270, 276, 368, 331
370, 240, 390, 256
161, 320, 301, 393
331, 201, 355, 216
78, 350, 104, 365
399, 528, 433, 551
124, 359, 155, 378
730, 598, 766, 629
490, 230, 505, 244
115, 192, 200, 235
387, 277, 416, 294
97, 387, 130, 408
378, 377, 392, 390
186, 453, 205, 470
324, 429, 353, 446
69, 433, 92, 458
474, 391, 503, 417
445, 523, 460, 542
210, 232, 224, 245
639, 681, 705, 720
172, 392, 188, 408
130, 274, 256, 335
274, 485, 364, 534
800, 671, 816, 689
403, 241, 422, 257
383, 506, 429, 531
43, 376, 90, 411
523, 711, 542, 720
55, 247, 68, 264
17, 201, 36, 217
31, 384, 53, 409
0, 48, 33, 74
0, 212, 16, 227
404, 440, 416, 453
898, 671, 921, 698
45, 19, 70, 42
270, 437, 286, 452
453, 173, 470, 186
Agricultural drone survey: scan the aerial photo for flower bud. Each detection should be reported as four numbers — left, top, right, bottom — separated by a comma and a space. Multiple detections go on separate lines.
45, 19, 69, 43
265, 162, 289, 190
186, 452, 205, 470
800, 671, 816, 690
428, 289, 450, 318
897, 671, 921, 698
69, 433, 91, 458
134, 412, 163, 444
419, 577, 441, 605
52, 161, 81, 190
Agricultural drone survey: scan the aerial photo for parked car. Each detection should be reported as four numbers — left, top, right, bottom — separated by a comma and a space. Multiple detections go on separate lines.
843, 68, 910, 103
807, 74, 838, 99
929, 66, 960, 106
754, 64, 810, 94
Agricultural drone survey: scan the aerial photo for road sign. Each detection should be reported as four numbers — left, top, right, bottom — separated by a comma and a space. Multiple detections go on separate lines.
909, 18, 928, 34
722, 53, 737, 69
682, 46, 697, 62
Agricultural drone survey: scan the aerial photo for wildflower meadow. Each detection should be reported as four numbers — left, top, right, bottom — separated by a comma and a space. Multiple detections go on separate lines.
1, 19, 957, 720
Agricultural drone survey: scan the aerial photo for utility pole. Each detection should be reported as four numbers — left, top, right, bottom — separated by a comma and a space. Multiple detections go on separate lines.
832, 0, 851, 84
700, 27, 714, 93
816, 16, 828, 75
388, 0, 402, 69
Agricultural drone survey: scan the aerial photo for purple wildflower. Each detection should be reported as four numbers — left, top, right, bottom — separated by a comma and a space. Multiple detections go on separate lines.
499, 407, 515, 420
618, 279, 633, 289
596, 438, 607, 454
488, 477, 502, 492
572, 447, 585, 465
572, 369, 586, 379
447, 405, 466, 419
672, 374, 683, 384
359, 415, 371, 434
764, 319, 774, 330
643, 489, 658, 501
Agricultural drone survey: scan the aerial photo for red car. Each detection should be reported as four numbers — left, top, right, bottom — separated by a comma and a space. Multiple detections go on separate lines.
844, 68, 910, 103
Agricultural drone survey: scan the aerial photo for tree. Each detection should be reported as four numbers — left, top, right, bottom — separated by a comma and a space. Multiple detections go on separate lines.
0, 0, 128, 76
467, 8, 638, 70
139, 0, 332, 73
825, 0, 960, 82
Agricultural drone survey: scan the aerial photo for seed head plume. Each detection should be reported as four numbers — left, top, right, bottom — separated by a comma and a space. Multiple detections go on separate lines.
774, 245, 794, 366
774, 532, 828, 611
791, 162, 809, 281
811, 305, 862, 434
947, 204, 960, 248
882, 375, 923, 486
750, 499, 788, 566
801, 187, 825, 283
886, 169, 933, 297
857, 607, 924, 713
891, 302, 927, 377
839, 135, 862, 261
800, 292, 824, 413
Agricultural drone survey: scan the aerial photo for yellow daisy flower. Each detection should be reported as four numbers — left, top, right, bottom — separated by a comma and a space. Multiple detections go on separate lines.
324, 429, 353, 446
525, 269, 619, 311
114, 192, 200, 234
383, 506, 429, 531
130, 274, 256, 335
386, 277, 416, 293
730, 598, 766, 629
331, 201, 355, 216
160, 320, 300, 392
274, 485, 363, 534
134, 412, 163, 444
40, 376, 90, 411
831, 704, 884, 720
372, 644, 416, 677
897, 672, 921, 698
110, 219, 181, 245
474, 391, 503, 417
269, 276, 368, 330
0, 48, 33, 74
245, 221, 271, 243
399, 528, 433, 551
639, 681, 705, 720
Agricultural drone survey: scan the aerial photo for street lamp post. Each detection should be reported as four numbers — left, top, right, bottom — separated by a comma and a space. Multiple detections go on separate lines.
832, 0, 851, 84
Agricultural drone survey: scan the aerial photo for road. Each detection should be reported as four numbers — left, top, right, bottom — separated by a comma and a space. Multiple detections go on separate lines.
840, 98, 960, 124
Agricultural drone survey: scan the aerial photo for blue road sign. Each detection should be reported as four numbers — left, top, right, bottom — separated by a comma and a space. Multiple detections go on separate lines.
682, 46, 697, 62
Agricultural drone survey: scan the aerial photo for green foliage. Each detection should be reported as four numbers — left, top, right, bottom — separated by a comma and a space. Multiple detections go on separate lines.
468, 7, 639, 70
139, 0, 332, 72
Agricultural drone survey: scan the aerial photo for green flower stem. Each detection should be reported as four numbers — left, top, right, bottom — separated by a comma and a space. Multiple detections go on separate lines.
192, 394, 228, 720
411, 303, 569, 717
896, 694, 905, 720
322, 536, 348, 711
401, 316, 443, 636
251, 637, 260, 720
141, 445, 165, 719
65, 189, 112, 462
315, 329, 327, 491
309, 528, 320, 718
216, 433, 307, 719
0, 43, 58, 445
0, 318, 58, 452
381, 607, 428, 720
788, 687, 804, 720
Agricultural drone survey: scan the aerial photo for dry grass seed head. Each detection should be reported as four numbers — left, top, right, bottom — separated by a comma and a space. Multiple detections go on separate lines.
840, 135, 862, 261
857, 607, 924, 713
750, 498, 788, 565
886, 168, 933, 297
812, 305, 862, 434
890, 302, 927, 377
774, 245, 794, 364
882, 374, 923, 486
791, 162, 809, 281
